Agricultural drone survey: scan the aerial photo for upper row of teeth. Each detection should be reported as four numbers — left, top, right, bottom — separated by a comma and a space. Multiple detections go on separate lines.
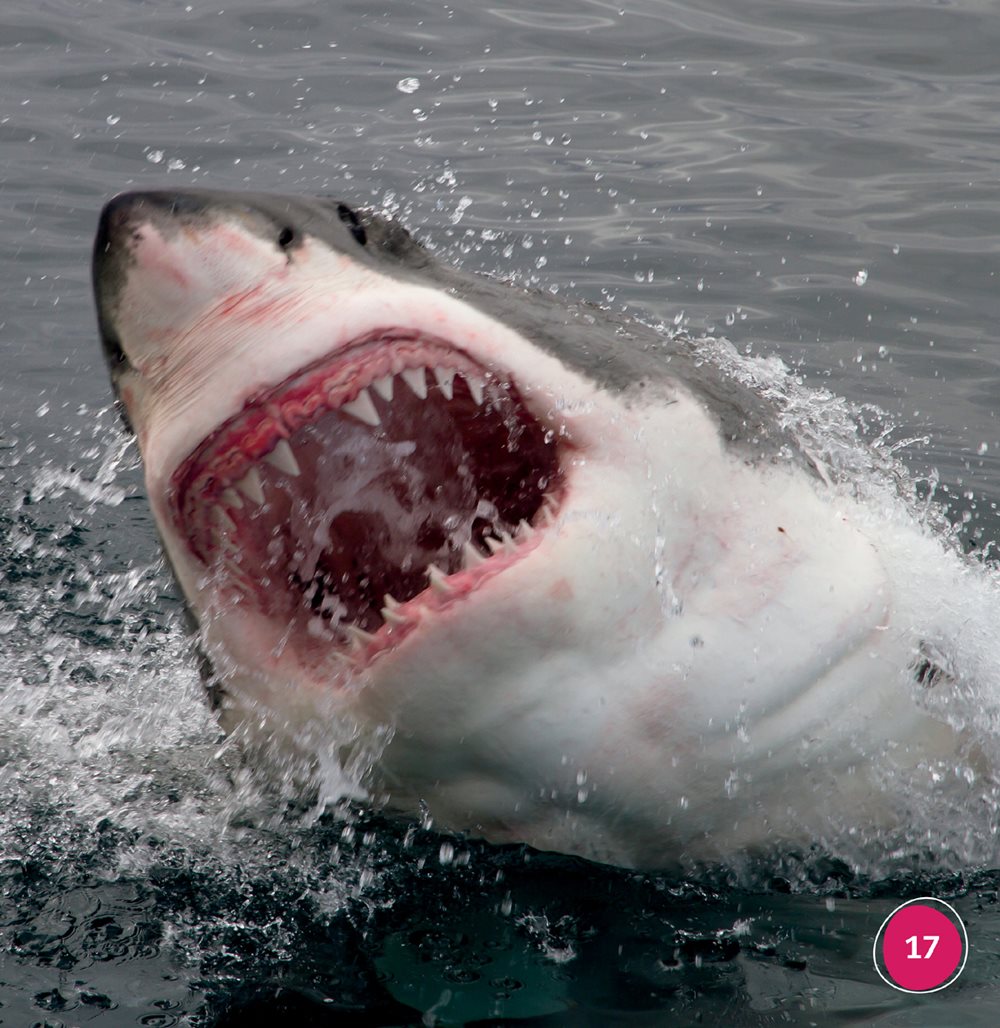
218, 366, 487, 508
341, 366, 485, 428
211, 445, 291, 512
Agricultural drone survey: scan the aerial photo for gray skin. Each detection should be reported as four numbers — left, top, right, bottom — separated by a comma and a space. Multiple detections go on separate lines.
93, 189, 801, 464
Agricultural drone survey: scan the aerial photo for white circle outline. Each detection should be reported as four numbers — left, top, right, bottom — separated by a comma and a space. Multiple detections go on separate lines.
872, 896, 968, 994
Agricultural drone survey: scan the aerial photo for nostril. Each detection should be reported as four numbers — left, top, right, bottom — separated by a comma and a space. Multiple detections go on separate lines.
278, 226, 295, 249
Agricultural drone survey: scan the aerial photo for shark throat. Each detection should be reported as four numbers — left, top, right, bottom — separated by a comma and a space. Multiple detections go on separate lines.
170, 331, 563, 662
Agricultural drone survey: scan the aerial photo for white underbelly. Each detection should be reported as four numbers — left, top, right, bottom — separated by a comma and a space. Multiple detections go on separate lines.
368, 458, 961, 867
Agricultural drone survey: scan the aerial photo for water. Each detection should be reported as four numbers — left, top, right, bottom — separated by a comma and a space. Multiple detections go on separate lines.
4, 0, 1000, 1022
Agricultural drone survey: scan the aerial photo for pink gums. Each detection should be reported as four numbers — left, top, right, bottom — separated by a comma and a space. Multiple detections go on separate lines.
170, 329, 493, 565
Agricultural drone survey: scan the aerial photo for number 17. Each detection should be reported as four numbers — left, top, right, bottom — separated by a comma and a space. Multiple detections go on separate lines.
906, 935, 939, 959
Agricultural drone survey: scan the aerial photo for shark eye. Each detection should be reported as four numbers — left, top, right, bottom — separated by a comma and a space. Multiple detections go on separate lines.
277, 226, 295, 249
337, 203, 367, 247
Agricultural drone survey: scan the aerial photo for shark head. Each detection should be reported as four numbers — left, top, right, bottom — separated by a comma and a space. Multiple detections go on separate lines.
93, 189, 957, 868
92, 189, 682, 768
92, 190, 670, 690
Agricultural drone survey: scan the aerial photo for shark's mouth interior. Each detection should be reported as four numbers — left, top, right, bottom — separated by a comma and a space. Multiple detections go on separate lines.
171, 331, 563, 663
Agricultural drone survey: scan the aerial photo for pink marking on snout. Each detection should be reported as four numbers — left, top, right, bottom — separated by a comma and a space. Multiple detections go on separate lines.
201, 223, 269, 259
133, 227, 192, 289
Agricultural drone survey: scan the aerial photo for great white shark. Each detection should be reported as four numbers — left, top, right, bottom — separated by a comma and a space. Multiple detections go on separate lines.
92, 189, 969, 869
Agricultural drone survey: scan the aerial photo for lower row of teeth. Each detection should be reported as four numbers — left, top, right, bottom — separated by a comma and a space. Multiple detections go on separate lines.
299, 511, 557, 657
214, 496, 556, 660
217, 365, 488, 511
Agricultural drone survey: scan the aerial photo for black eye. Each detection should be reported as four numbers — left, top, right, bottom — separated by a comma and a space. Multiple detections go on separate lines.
278, 226, 295, 248
337, 203, 367, 247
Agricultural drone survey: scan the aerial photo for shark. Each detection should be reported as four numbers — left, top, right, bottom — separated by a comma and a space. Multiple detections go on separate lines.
92, 189, 965, 869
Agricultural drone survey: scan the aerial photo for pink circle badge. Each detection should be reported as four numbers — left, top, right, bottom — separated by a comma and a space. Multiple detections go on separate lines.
873, 897, 968, 993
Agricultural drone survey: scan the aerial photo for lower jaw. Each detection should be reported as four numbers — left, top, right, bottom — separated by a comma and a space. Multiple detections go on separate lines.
191, 505, 551, 678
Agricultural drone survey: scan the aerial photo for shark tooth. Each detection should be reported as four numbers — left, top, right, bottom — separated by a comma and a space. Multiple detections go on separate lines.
381, 605, 408, 626
341, 388, 381, 427
263, 438, 301, 476
380, 593, 407, 625
371, 375, 394, 402
401, 367, 428, 399
463, 374, 484, 405
462, 541, 487, 568
234, 466, 265, 505
538, 494, 558, 526
433, 367, 456, 400
427, 564, 452, 593
210, 507, 237, 534
345, 624, 377, 652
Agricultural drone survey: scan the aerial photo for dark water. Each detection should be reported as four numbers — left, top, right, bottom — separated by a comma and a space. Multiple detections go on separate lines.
4, 0, 1000, 1023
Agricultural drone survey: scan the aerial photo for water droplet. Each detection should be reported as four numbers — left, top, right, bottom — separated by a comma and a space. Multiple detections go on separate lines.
854, 268, 868, 286
397, 76, 420, 94
449, 196, 472, 225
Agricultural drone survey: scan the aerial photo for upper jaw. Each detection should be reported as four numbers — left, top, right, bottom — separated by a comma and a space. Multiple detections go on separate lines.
119, 265, 594, 498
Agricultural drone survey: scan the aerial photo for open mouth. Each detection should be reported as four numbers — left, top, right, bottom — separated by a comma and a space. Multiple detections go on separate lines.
170, 329, 565, 668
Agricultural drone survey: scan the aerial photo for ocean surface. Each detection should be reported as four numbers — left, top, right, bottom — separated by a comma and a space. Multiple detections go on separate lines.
3, 0, 1000, 1023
